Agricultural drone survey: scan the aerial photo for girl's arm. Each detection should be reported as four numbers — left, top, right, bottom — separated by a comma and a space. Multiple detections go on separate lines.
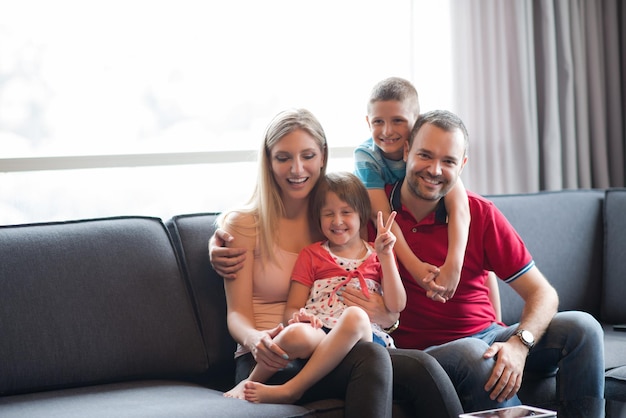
375, 211, 406, 313
283, 281, 315, 324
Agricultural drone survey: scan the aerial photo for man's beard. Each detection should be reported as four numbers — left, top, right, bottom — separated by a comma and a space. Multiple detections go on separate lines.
406, 171, 453, 202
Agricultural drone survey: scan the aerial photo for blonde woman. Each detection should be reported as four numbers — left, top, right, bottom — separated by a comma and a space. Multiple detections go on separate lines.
216, 109, 392, 417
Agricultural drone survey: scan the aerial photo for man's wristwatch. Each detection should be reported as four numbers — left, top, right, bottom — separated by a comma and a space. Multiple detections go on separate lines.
515, 329, 535, 350
384, 320, 400, 334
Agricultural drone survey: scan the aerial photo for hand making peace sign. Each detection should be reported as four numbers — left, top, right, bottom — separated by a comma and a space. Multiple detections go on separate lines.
374, 210, 397, 256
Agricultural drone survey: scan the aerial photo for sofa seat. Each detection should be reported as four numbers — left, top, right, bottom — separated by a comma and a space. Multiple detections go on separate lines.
0, 380, 311, 418
2, 189, 626, 417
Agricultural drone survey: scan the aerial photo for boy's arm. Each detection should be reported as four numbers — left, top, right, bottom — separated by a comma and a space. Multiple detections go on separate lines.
436, 178, 470, 299
368, 189, 446, 302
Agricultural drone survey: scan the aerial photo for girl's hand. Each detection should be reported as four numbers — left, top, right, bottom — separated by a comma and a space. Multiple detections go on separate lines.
288, 308, 323, 328
375, 211, 397, 256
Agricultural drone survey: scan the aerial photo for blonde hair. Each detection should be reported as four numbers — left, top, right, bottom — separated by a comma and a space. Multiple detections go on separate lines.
219, 108, 328, 261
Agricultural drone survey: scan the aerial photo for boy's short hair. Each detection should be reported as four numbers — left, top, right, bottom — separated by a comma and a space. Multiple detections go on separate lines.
367, 77, 420, 117
311, 172, 371, 230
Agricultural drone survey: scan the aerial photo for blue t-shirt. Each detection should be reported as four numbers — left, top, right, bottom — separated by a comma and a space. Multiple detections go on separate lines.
353, 138, 406, 189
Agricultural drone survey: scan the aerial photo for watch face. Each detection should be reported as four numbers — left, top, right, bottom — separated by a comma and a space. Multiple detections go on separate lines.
521, 330, 534, 344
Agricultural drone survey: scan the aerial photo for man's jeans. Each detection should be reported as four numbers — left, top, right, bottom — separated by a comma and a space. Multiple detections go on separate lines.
425, 311, 604, 412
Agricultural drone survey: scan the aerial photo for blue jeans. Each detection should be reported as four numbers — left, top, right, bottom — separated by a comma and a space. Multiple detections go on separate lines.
425, 311, 604, 412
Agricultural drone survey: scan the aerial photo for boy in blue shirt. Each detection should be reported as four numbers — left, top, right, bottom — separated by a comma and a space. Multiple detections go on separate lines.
354, 77, 500, 312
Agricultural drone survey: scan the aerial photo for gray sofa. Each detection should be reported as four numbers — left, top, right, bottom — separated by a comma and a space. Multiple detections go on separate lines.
0, 189, 625, 417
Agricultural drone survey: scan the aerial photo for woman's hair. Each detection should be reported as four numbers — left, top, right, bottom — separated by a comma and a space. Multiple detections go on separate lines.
311, 172, 371, 234
219, 108, 328, 261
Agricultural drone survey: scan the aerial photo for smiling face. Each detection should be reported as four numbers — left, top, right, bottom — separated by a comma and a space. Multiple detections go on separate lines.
319, 191, 362, 251
366, 100, 417, 160
404, 122, 467, 202
269, 128, 325, 203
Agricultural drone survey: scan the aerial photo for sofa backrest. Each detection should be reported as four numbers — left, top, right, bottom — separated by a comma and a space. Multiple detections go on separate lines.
602, 188, 626, 324
0, 217, 207, 396
487, 190, 605, 325
166, 213, 236, 391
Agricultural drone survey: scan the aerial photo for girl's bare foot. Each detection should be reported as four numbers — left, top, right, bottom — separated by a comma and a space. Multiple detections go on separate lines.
223, 380, 248, 400
243, 381, 301, 404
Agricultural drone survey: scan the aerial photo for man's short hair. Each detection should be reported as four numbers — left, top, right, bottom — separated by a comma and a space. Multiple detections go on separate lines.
409, 110, 469, 156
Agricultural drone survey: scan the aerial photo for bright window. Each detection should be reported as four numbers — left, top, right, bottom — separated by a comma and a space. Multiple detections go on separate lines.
0, 0, 452, 224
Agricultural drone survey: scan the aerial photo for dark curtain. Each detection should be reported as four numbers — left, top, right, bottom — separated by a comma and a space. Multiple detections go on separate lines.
450, 0, 625, 194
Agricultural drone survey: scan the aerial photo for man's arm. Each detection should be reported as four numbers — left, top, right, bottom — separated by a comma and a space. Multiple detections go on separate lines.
482, 266, 559, 402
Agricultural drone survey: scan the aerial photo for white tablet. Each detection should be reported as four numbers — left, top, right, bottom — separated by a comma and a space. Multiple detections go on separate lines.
459, 405, 556, 417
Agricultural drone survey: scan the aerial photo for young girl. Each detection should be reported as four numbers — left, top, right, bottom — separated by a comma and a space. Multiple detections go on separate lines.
226, 171, 405, 404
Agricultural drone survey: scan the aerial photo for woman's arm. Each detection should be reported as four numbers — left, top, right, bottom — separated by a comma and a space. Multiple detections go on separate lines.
222, 213, 289, 370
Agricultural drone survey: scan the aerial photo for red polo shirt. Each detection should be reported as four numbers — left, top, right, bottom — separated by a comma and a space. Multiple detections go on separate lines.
370, 183, 534, 350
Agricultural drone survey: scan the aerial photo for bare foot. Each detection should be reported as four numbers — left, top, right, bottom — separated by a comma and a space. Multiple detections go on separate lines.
223, 380, 248, 400
243, 381, 301, 404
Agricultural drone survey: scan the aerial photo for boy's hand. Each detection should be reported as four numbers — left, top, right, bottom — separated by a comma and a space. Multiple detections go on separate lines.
374, 211, 397, 256
405, 261, 447, 302
429, 262, 461, 300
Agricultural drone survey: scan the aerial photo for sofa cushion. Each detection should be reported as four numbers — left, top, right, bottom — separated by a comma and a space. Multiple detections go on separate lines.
487, 190, 605, 325
0, 380, 312, 418
166, 213, 236, 391
602, 188, 626, 324
0, 217, 207, 395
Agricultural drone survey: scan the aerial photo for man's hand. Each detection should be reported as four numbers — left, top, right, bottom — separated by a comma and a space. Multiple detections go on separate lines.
339, 286, 397, 328
208, 228, 247, 279
482, 340, 528, 402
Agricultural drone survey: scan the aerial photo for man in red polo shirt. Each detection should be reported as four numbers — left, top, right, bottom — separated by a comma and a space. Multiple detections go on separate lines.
361, 109, 604, 412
